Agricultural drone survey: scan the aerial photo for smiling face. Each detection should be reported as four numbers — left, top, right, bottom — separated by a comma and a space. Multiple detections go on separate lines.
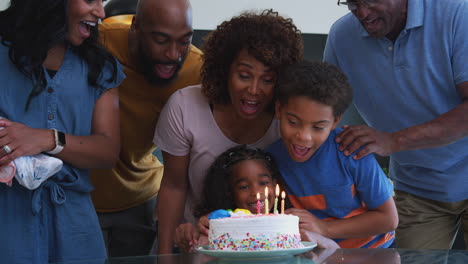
132, 0, 193, 84
351, 0, 407, 40
230, 159, 276, 214
66, 0, 105, 46
276, 96, 341, 163
227, 49, 276, 120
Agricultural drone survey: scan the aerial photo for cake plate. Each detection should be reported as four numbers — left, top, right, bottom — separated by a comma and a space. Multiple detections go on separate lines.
196, 241, 317, 259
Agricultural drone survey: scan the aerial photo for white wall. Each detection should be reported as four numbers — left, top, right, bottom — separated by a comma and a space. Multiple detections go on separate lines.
191, 0, 349, 34
101, 0, 349, 35
0, 0, 349, 34
0, 0, 9, 10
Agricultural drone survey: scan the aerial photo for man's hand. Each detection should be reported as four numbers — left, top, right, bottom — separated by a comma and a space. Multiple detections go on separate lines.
335, 125, 399, 159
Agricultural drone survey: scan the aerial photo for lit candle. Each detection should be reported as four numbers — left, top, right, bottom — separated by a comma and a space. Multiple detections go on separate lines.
264, 186, 269, 214
256, 192, 261, 214
274, 184, 279, 214
281, 191, 286, 214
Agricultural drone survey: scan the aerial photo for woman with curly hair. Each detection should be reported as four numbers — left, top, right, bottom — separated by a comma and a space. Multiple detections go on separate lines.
154, 9, 303, 254
0, 0, 124, 262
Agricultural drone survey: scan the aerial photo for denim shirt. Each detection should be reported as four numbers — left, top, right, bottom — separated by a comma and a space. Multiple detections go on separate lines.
0, 43, 125, 213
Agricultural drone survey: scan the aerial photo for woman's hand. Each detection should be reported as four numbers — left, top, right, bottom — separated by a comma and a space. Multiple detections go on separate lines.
286, 208, 329, 236
0, 119, 54, 166
0, 88, 121, 169
197, 215, 210, 236
175, 223, 200, 253
156, 152, 191, 254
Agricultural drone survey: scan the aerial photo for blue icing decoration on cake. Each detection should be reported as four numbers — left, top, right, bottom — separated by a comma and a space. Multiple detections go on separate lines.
209, 209, 231, 220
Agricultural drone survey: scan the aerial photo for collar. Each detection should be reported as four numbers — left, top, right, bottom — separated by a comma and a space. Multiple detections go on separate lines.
359, 0, 424, 37
405, 0, 424, 30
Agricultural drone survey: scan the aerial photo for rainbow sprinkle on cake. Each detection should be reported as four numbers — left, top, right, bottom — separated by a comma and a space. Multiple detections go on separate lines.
208, 210, 304, 251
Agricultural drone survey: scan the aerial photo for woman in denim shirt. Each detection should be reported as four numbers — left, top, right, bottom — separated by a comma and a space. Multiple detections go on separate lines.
0, 0, 125, 262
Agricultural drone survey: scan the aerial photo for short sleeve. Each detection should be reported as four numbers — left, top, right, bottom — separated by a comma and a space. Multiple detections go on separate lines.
348, 154, 393, 209
94, 57, 126, 98
153, 90, 191, 156
323, 23, 340, 66
452, 1, 468, 85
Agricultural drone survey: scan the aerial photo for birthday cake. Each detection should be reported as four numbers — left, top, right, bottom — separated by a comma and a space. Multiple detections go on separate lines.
208, 211, 304, 251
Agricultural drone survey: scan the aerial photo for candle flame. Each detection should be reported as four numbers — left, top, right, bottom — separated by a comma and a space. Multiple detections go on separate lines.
281, 191, 286, 199
275, 184, 280, 196
265, 186, 268, 198
256, 192, 260, 200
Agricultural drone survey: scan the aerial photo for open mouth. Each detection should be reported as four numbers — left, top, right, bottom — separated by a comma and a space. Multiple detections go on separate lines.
291, 144, 311, 160
82, 21, 97, 27
363, 17, 381, 32
240, 99, 261, 115
248, 200, 265, 214
79, 21, 97, 39
154, 64, 177, 79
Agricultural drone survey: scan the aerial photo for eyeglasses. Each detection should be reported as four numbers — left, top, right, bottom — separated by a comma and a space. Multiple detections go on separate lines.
337, 0, 379, 11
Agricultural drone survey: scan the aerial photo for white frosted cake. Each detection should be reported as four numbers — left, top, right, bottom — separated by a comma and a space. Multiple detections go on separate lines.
208, 214, 304, 251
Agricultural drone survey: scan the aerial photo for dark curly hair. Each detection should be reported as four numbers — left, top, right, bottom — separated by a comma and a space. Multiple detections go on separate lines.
201, 9, 303, 105
195, 145, 291, 217
0, 0, 118, 110
277, 60, 353, 118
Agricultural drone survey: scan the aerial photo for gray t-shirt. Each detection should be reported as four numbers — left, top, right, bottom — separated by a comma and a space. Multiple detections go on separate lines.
154, 85, 280, 223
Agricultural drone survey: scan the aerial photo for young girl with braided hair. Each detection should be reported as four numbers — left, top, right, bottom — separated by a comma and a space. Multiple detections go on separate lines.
174, 145, 338, 252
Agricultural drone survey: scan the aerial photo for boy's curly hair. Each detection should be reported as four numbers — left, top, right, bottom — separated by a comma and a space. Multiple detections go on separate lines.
277, 60, 353, 118
195, 145, 287, 218
201, 9, 303, 105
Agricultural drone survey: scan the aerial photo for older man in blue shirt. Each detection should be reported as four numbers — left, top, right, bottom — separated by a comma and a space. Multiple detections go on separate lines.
324, 0, 468, 249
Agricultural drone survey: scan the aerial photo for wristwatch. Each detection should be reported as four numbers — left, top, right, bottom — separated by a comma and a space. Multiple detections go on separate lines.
47, 129, 66, 155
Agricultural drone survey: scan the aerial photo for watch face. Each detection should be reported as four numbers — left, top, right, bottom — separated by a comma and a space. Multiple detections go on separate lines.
57, 131, 66, 146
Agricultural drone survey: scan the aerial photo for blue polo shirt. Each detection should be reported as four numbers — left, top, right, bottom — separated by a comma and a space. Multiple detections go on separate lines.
324, 0, 468, 202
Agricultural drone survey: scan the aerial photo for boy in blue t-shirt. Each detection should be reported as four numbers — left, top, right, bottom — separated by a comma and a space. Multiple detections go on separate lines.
267, 61, 398, 248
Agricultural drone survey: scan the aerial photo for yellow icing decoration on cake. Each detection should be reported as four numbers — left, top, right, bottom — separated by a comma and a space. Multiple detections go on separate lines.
233, 209, 251, 215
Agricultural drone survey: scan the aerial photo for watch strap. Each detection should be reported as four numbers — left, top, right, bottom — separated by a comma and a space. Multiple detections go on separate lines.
47, 129, 65, 155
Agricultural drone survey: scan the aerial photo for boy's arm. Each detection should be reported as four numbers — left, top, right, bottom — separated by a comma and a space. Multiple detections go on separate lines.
324, 197, 398, 238
301, 230, 340, 249
288, 197, 398, 238
325, 144, 398, 238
